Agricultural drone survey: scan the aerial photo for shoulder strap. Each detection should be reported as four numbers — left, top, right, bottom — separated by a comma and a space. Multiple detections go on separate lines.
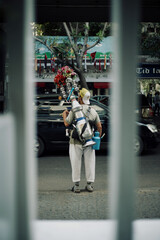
80, 122, 87, 139
85, 106, 91, 119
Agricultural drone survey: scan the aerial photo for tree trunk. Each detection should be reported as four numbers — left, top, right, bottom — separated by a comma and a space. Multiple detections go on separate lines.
74, 54, 88, 89
77, 71, 88, 90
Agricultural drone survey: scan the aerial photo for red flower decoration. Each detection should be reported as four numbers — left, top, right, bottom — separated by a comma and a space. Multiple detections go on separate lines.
54, 66, 76, 88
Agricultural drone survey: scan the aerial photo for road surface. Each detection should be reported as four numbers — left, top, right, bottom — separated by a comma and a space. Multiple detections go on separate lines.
37, 147, 160, 220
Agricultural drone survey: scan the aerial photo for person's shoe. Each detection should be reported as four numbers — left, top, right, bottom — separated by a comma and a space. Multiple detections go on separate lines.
85, 182, 94, 192
72, 184, 80, 193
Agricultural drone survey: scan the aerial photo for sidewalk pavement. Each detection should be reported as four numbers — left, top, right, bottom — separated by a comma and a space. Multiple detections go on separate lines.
37, 153, 109, 220
37, 153, 160, 220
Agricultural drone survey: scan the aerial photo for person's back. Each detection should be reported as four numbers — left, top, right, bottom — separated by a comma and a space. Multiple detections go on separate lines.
155, 92, 159, 103
66, 104, 100, 144
154, 92, 160, 116
82, 104, 98, 122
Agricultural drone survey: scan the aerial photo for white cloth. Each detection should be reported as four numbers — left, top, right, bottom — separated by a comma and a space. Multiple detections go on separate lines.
69, 144, 95, 183
66, 104, 101, 145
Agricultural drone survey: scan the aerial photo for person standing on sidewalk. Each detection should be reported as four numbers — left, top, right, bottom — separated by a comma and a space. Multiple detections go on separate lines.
154, 91, 160, 116
62, 88, 102, 193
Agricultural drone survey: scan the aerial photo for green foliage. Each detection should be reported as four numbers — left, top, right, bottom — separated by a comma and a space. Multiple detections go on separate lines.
96, 30, 104, 41
137, 23, 160, 58
57, 42, 72, 58
84, 23, 90, 30
89, 22, 111, 37
34, 22, 110, 37
142, 35, 160, 58
34, 22, 110, 57
35, 22, 66, 36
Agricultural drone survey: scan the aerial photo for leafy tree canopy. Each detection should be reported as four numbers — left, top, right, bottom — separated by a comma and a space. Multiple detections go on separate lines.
34, 22, 111, 89
137, 23, 160, 58
34, 22, 111, 37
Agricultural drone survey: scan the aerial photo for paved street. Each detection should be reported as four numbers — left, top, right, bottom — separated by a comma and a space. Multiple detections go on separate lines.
37, 147, 160, 220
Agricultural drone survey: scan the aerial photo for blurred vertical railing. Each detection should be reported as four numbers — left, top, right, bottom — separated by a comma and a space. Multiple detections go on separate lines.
109, 0, 139, 240
0, 0, 142, 239
0, 115, 16, 240
5, 0, 36, 240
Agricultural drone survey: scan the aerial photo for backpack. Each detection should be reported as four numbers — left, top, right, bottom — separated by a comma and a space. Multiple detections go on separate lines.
71, 106, 95, 142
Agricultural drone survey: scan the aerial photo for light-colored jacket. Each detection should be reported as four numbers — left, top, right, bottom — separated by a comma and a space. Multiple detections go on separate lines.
66, 104, 100, 145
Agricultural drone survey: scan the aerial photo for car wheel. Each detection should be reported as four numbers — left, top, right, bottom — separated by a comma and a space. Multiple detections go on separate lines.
35, 137, 45, 157
134, 136, 144, 155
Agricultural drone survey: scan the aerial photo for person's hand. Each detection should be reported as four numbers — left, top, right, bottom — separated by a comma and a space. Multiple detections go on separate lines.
62, 110, 69, 118
62, 110, 70, 127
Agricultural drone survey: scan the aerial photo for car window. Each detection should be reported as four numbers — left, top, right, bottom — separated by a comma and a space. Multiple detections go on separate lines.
50, 105, 70, 112
90, 104, 108, 117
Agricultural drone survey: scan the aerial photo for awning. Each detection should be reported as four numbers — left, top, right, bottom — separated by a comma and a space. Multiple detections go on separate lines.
94, 82, 111, 89
36, 82, 46, 87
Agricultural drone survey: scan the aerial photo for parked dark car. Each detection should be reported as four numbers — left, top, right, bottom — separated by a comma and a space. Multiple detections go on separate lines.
91, 95, 108, 101
100, 96, 110, 106
35, 98, 160, 157
35, 94, 60, 106
91, 95, 110, 106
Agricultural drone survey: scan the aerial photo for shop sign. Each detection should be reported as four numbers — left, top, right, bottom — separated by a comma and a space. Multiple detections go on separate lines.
35, 36, 113, 60
136, 64, 160, 78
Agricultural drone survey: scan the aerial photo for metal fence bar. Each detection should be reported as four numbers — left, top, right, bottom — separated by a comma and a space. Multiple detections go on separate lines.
109, 0, 139, 240
6, 0, 36, 240
0, 114, 16, 240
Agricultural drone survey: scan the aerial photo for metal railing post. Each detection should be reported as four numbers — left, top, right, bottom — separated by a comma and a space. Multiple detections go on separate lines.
6, 0, 36, 239
109, 0, 139, 240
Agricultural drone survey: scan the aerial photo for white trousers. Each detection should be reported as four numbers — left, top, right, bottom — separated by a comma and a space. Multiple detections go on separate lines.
69, 144, 96, 183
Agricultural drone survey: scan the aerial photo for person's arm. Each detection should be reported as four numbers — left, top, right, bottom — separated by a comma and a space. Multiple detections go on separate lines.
62, 110, 70, 127
92, 108, 102, 137
96, 121, 102, 137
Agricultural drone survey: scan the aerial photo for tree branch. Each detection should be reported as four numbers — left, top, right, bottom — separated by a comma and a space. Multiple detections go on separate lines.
85, 22, 109, 52
81, 22, 89, 57
85, 39, 100, 51
34, 36, 54, 53
76, 22, 79, 35
34, 36, 69, 55
63, 22, 77, 53
34, 36, 67, 67
71, 23, 78, 45
102, 22, 108, 36
69, 22, 74, 34
65, 58, 80, 73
